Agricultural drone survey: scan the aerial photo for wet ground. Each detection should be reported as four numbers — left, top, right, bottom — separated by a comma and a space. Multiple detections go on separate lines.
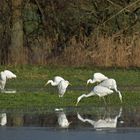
1, 84, 140, 140
0, 106, 140, 140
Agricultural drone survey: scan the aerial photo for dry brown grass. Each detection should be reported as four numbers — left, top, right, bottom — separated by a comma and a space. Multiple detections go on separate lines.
6, 35, 140, 68
132, 38, 140, 67
52, 35, 140, 68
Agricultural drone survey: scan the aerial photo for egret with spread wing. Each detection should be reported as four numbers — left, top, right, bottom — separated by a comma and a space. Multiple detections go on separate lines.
87, 72, 108, 85
0, 70, 16, 90
98, 78, 122, 102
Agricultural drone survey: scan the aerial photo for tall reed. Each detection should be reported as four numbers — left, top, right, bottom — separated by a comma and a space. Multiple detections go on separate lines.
5, 34, 140, 68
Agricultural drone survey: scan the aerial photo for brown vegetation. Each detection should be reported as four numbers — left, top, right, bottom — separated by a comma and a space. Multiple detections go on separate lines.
46, 34, 140, 67
0, 0, 140, 67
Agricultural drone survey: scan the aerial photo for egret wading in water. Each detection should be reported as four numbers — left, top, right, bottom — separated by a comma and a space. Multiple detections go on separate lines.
98, 78, 122, 102
57, 80, 70, 97
76, 85, 122, 106
87, 72, 108, 85
0, 70, 16, 91
45, 76, 64, 86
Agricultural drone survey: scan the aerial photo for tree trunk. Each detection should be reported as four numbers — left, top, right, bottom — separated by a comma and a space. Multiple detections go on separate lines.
10, 0, 25, 65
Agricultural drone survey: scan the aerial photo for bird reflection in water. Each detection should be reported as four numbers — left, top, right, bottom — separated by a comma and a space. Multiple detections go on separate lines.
77, 107, 122, 130
0, 113, 7, 126
55, 108, 71, 128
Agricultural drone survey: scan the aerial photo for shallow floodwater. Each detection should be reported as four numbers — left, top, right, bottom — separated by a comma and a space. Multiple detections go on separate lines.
0, 106, 140, 140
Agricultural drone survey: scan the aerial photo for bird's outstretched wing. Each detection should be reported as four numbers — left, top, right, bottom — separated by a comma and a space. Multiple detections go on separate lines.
4, 70, 16, 79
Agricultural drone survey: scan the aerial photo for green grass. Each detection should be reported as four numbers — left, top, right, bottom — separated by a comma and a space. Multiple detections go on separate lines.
0, 65, 140, 110
0, 91, 140, 110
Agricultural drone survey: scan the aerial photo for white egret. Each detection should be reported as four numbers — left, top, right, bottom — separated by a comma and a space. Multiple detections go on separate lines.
45, 76, 64, 86
98, 78, 122, 102
0, 70, 16, 90
87, 72, 108, 85
76, 85, 122, 106
57, 80, 70, 97
55, 108, 71, 128
0, 113, 7, 126
77, 107, 122, 129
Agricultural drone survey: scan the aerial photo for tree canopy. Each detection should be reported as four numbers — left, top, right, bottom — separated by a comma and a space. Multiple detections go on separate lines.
0, 0, 140, 67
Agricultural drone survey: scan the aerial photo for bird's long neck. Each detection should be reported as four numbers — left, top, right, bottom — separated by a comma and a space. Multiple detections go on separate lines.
76, 92, 96, 106
116, 107, 122, 119
78, 113, 95, 125
84, 118, 95, 126
117, 90, 122, 103
90, 79, 96, 84
48, 80, 57, 86
113, 85, 122, 103
79, 93, 94, 101
87, 79, 96, 85
114, 108, 122, 126
78, 94, 87, 102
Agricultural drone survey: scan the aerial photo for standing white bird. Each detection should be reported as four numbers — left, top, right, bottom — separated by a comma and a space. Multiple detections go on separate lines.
57, 80, 70, 97
0, 70, 16, 90
98, 78, 122, 102
87, 72, 108, 85
45, 76, 64, 86
76, 85, 122, 106
55, 108, 71, 128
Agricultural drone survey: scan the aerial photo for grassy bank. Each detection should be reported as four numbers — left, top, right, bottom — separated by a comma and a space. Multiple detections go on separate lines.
0, 91, 140, 110
0, 65, 140, 110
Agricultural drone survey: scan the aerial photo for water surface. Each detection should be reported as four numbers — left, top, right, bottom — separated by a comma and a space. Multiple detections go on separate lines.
0, 106, 140, 140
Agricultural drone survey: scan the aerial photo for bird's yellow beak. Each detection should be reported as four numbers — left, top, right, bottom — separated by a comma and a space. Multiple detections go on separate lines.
44, 82, 48, 87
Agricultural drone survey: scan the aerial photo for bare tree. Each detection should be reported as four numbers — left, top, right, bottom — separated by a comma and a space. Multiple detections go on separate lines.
10, 0, 25, 64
